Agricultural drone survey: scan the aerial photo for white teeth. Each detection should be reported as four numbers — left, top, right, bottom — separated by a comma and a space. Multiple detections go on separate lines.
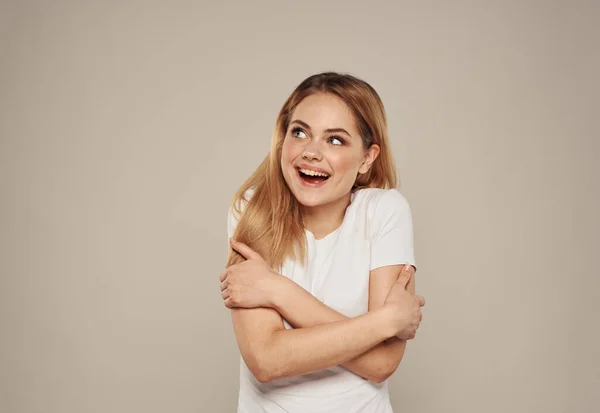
299, 168, 329, 177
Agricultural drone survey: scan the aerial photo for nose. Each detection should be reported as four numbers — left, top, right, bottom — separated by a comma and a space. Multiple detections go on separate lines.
301, 140, 322, 161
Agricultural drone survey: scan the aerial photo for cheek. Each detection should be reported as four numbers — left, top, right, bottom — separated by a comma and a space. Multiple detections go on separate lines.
330, 152, 363, 177
281, 138, 301, 163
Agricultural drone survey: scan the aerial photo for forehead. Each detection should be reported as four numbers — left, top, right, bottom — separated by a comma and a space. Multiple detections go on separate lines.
290, 93, 358, 133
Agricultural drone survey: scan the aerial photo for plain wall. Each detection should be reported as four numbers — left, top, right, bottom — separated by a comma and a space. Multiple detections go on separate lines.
1, 1, 598, 412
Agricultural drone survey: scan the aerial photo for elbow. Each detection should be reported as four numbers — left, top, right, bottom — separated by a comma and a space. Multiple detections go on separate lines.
370, 369, 394, 384
252, 366, 277, 384
369, 359, 401, 384
369, 340, 407, 383
245, 353, 282, 384
241, 330, 288, 383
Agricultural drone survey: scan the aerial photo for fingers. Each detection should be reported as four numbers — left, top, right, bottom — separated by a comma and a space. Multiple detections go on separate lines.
220, 269, 229, 292
221, 283, 235, 309
230, 239, 263, 261
221, 287, 230, 300
220, 270, 230, 306
401, 264, 415, 276
396, 264, 413, 288
222, 287, 237, 309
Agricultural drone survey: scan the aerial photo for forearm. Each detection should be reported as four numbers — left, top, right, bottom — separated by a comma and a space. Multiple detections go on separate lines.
272, 277, 345, 326
235, 307, 394, 382
272, 277, 406, 382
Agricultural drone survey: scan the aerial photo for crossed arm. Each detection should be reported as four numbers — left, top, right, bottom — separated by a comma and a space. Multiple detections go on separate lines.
223, 241, 419, 383
270, 264, 416, 383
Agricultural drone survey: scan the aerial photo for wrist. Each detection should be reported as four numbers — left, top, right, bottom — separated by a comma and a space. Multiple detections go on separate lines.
372, 306, 397, 339
269, 272, 290, 311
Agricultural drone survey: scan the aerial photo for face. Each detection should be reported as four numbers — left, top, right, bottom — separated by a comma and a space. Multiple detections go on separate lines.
280, 93, 379, 208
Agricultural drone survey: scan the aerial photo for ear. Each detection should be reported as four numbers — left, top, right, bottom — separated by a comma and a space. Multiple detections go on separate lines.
358, 144, 380, 174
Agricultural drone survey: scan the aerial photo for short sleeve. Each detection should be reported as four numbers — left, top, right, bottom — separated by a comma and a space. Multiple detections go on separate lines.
369, 189, 416, 271
227, 206, 239, 240
226, 187, 255, 242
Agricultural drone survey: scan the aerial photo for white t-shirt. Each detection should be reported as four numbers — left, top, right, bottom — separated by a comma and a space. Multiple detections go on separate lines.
227, 187, 416, 413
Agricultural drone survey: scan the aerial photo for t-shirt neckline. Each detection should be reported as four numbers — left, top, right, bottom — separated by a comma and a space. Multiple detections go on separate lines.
303, 190, 359, 243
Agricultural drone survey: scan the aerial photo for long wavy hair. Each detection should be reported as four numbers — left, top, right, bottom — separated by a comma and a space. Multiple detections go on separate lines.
226, 72, 398, 269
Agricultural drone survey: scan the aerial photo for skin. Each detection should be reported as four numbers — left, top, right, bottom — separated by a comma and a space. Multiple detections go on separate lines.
221, 92, 425, 383
280, 93, 379, 238
222, 243, 420, 383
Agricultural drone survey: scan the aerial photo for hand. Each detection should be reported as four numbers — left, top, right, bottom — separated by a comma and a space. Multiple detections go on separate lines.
382, 264, 425, 340
220, 239, 281, 309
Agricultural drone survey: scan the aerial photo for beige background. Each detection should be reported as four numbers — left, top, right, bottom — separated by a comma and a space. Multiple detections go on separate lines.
1, 1, 598, 412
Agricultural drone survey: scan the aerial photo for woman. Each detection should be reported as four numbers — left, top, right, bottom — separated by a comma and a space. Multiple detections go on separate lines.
220, 72, 426, 413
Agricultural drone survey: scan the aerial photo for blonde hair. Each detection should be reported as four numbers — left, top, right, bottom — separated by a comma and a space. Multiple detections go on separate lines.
226, 72, 397, 269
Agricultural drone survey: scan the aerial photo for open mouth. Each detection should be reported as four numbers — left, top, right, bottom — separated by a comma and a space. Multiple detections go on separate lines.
297, 167, 330, 186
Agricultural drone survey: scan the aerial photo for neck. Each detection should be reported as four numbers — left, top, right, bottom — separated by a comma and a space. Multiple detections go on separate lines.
300, 192, 352, 240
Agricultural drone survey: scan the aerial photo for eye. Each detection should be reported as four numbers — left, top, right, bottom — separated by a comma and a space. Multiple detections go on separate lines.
328, 135, 344, 146
291, 127, 307, 139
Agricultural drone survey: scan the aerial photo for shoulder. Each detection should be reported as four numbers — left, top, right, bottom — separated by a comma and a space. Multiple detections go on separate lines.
358, 189, 416, 271
353, 187, 411, 217
351, 188, 413, 239
227, 186, 257, 236
230, 187, 257, 217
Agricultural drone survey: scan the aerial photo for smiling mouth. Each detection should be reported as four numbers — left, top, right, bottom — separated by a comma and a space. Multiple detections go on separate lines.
297, 167, 330, 185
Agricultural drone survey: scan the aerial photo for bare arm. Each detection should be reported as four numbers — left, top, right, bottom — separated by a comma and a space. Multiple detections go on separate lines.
222, 241, 424, 383
231, 304, 397, 383
272, 264, 416, 383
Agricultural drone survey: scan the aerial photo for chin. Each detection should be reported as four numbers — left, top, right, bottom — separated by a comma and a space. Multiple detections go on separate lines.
285, 185, 322, 206
294, 194, 327, 208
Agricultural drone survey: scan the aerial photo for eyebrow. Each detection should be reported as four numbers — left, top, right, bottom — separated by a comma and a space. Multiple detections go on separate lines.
290, 119, 352, 137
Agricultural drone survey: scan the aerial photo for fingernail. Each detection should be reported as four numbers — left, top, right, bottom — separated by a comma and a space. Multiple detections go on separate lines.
404, 264, 411, 271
